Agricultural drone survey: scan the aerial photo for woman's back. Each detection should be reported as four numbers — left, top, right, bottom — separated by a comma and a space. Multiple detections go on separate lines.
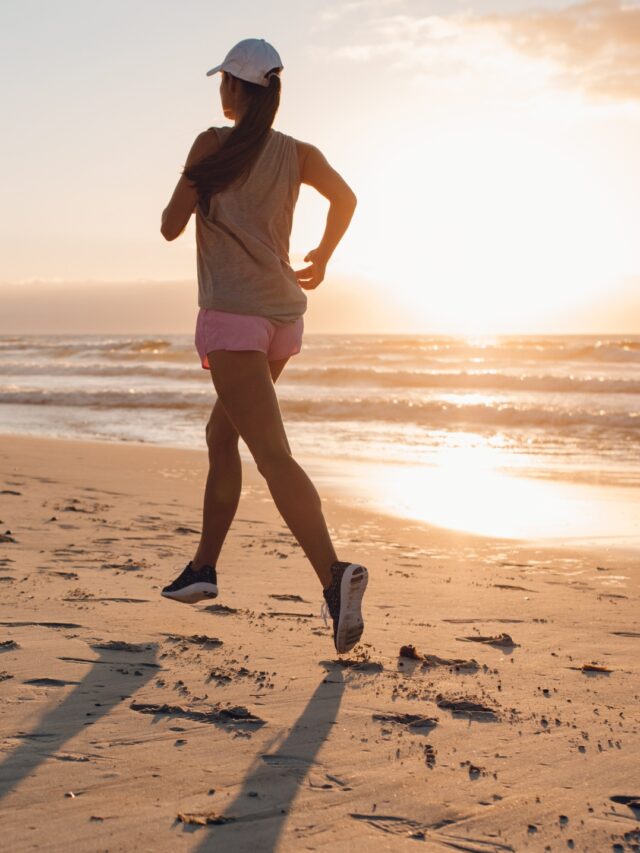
195, 126, 307, 325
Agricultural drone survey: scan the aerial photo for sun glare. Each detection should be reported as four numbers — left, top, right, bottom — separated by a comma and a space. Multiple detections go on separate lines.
335, 441, 640, 545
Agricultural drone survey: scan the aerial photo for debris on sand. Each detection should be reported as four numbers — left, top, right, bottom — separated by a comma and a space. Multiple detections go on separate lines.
2, 621, 81, 629
610, 795, 640, 815
457, 633, 517, 649
580, 663, 613, 674
177, 811, 236, 826
101, 559, 145, 572
269, 594, 307, 603
130, 701, 265, 726
265, 611, 314, 619
461, 760, 486, 779
399, 645, 479, 672
399, 644, 422, 660
92, 641, 152, 653
424, 744, 436, 768
163, 634, 223, 648
436, 696, 499, 721
372, 712, 438, 730
423, 655, 479, 672
203, 603, 238, 616
208, 666, 272, 687
325, 657, 383, 673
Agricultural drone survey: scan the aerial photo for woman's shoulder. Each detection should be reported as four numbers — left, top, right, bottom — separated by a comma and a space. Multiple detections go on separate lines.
285, 136, 319, 183
186, 126, 231, 166
203, 125, 233, 146
285, 133, 317, 158
207, 125, 233, 135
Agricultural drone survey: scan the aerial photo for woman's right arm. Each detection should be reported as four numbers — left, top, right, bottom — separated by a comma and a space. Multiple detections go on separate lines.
294, 141, 357, 289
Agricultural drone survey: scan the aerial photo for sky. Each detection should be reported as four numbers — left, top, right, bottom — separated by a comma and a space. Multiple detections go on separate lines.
1, 0, 639, 335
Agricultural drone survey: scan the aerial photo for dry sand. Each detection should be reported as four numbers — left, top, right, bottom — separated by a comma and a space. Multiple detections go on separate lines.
0, 434, 638, 852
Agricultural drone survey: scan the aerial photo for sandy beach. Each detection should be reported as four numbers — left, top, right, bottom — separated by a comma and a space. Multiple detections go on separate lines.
0, 433, 638, 852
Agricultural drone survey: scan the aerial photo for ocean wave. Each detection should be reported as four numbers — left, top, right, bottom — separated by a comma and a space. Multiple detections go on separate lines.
1, 388, 638, 432
304, 336, 640, 364
0, 336, 185, 358
285, 367, 640, 394
2, 361, 639, 396
2, 334, 640, 366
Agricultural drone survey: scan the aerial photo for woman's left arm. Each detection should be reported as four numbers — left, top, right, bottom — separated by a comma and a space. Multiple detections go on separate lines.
160, 130, 219, 241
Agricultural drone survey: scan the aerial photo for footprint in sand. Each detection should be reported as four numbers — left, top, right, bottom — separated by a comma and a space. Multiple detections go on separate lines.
349, 813, 431, 840
457, 633, 518, 650
372, 712, 438, 731
269, 594, 308, 603
610, 796, 640, 817
436, 697, 500, 722
322, 658, 383, 673
1, 621, 82, 629
162, 634, 223, 648
92, 641, 153, 653
130, 701, 265, 727
203, 603, 238, 615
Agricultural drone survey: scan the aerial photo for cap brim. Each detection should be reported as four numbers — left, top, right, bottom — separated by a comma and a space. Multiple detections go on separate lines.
205, 64, 223, 77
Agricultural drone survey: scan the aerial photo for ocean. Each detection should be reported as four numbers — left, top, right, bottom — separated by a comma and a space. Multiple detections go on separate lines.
1, 333, 639, 545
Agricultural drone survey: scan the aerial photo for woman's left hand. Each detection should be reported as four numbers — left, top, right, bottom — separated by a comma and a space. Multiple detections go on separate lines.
294, 248, 328, 290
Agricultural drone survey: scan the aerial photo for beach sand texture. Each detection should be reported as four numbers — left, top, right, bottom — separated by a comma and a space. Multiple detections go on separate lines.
0, 434, 638, 852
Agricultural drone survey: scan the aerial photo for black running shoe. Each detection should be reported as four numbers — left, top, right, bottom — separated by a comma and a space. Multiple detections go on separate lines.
161, 561, 218, 604
321, 561, 368, 654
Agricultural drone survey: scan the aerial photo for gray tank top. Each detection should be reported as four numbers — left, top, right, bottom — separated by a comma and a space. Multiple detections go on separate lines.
195, 126, 307, 325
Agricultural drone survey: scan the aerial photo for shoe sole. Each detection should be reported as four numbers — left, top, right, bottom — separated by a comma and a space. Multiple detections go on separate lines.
335, 564, 368, 654
161, 582, 218, 604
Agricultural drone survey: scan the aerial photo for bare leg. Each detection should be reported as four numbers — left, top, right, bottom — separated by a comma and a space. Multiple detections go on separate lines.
192, 358, 290, 571
190, 399, 242, 570
206, 349, 338, 589
265, 458, 338, 588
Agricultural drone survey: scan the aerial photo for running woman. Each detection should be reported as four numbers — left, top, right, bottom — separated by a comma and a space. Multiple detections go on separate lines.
159, 38, 368, 655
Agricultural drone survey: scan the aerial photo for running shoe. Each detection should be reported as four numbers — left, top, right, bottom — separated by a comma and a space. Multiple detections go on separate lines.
321, 561, 368, 654
161, 561, 218, 604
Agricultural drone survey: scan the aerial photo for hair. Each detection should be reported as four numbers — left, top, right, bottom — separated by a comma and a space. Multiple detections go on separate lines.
184, 68, 282, 215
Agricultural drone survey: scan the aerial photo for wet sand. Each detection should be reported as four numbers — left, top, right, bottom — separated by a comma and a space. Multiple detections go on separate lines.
0, 434, 638, 851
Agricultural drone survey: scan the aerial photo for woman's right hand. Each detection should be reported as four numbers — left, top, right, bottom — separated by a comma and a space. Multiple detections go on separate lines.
294, 248, 328, 290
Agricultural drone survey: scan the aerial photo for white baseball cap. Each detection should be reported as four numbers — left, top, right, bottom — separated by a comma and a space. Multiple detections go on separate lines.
206, 38, 283, 87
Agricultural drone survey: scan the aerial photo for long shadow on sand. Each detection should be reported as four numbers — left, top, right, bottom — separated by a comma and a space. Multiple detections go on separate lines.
0, 644, 159, 803
191, 669, 345, 853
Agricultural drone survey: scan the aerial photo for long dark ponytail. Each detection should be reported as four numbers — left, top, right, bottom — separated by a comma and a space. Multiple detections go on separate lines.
184, 69, 282, 215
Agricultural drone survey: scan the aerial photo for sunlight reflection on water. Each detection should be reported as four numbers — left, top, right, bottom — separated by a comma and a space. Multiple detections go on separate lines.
310, 442, 640, 548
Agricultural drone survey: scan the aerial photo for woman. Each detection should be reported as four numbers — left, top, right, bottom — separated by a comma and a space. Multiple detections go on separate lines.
159, 38, 368, 655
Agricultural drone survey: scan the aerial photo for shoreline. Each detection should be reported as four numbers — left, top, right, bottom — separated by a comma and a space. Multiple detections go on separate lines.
3, 429, 636, 559
0, 433, 640, 559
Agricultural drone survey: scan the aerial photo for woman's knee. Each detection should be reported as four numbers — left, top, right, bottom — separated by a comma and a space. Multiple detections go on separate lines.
206, 418, 239, 455
253, 445, 293, 480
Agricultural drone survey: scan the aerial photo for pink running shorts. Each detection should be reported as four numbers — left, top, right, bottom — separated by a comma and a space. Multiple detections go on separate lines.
195, 307, 304, 370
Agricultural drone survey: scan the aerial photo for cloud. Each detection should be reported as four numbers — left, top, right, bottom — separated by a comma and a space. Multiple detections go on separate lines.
317, 0, 403, 25
480, 0, 640, 102
317, 0, 640, 102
